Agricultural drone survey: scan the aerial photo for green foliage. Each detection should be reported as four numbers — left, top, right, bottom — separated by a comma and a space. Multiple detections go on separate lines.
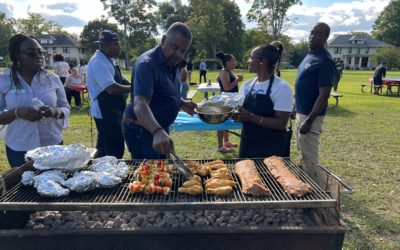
371, 47, 400, 69
246, 0, 302, 40
15, 13, 63, 37
372, 0, 400, 46
289, 40, 308, 67
157, 0, 192, 32
80, 18, 121, 55
0, 12, 15, 60
187, 0, 226, 58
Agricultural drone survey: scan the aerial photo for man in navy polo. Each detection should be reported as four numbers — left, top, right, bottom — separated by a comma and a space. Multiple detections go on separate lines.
122, 22, 196, 159
295, 22, 335, 167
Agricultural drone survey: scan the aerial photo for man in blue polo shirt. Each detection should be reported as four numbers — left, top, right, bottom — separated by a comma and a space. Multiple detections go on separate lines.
122, 22, 196, 159
295, 22, 335, 167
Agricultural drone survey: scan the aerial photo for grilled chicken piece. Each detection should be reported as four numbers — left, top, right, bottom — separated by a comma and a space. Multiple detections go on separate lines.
178, 185, 203, 195
210, 171, 232, 180
234, 160, 270, 196
196, 165, 209, 176
188, 175, 201, 183
182, 180, 201, 188
203, 160, 224, 167
205, 178, 236, 189
206, 186, 233, 195
208, 163, 228, 171
186, 161, 201, 169
263, 156, 312, 197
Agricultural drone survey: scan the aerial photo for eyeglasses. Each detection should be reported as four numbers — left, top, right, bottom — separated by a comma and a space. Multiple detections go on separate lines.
22, 50, 44, 59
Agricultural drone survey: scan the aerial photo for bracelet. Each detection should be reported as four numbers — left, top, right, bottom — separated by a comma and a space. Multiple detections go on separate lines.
151, 127, 164, 136
14, 108, 20, 119
259, 117, 264, 126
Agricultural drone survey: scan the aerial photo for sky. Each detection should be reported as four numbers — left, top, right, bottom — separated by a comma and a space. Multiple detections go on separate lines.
0, 0, 390, 42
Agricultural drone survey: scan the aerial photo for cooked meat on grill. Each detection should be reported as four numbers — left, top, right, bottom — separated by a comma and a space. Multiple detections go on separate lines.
182, 180, 202, 188
204, 178, 236, 189
234, 160, 270, 196
263, 156, 312, 197
206, 186, 233, 195
208, 163, 228, 171
178, 185, 203, 195
210, 171, 232, 180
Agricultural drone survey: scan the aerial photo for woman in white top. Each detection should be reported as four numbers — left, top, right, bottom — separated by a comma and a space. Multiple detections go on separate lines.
64, 66, 84, 109
0, 34, 70, 168
78, 59, 88, 82
232, 44, 293, 158
53, 54, 70, 84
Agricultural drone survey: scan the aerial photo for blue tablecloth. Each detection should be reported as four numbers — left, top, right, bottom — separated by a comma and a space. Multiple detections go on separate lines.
169, 112, 242, 132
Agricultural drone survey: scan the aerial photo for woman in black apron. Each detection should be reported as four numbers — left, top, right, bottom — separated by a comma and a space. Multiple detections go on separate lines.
232, 44, 292, 158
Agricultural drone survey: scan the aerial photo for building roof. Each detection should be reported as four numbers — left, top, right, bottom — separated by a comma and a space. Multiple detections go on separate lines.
328, 34, 391, 47
37, 34, 84, 48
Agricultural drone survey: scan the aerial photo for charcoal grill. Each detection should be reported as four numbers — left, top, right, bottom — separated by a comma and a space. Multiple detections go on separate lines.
0, 158, 350, 250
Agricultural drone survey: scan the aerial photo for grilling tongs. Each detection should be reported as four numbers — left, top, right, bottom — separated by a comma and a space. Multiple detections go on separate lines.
170, 150, 193, 180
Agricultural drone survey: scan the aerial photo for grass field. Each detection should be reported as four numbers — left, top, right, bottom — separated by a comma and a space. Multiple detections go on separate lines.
0, 68, 399, 249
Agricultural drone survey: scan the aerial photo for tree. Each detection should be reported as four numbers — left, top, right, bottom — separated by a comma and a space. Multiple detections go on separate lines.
246, 0, 301, 40
100, 0, 158, 69
187, 0, 226, 58
15, 13, 63, 37
371, 47, 400, 69
0, 12, 15, 61
157, 0, 192, 32
80, 18, 121, 55
219, 0, 245, 64
372, 0, 400, 47
289, 40, 308, 67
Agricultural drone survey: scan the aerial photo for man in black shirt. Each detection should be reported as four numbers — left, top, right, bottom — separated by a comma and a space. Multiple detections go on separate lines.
373, 62, 387, 95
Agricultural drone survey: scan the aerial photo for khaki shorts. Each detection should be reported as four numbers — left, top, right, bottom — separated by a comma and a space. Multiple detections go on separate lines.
296, 114, 325, 167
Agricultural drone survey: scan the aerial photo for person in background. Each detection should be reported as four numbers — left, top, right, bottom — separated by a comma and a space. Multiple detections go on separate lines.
271, 41, 283, 77
64, 66, 84, 109
53, 54, 70, 84
78, 59, 88, 83
0, 34, 70, 168
179, 59, 189, 99
86, 30, 131, 159
122, 22, 196, 160
215, 51, 243, 153
333, 59, 344, 91
232, 44, 293, 158
373, 62, 387, 95
199, 59, 207, 83
187, 59, 193, 84
295, 22, 335, 168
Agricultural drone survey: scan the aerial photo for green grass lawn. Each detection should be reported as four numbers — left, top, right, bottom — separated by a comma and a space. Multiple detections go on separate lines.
1, 68, 399, 249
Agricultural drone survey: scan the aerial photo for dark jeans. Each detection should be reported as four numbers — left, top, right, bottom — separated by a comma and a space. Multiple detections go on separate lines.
64, 87, 81, 107
199, 70, 207, 83
122, 122, 166, 160
6, 141, 63, 168
94, 117, 125, 159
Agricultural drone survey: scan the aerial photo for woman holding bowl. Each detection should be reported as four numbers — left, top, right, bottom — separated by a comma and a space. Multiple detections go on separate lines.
232, 44, 293, 158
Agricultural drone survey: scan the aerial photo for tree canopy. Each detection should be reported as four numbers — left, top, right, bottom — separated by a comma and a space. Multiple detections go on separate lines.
0, 13, 15, 61
372, 0, 400, 47
371, 47, 400, 69
15, 13, 63, 37
246, 0, 301, 40
157, 0, 192, 32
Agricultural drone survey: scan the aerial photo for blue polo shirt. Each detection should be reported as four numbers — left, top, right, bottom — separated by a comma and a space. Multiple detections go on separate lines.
124, 46, 181, 128
295, 48, 335, 116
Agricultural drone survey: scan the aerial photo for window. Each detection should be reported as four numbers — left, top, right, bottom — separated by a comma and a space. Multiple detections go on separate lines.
355, 57, 360, 65
348, 48, 352, 54
357, 48, 361, 54
63, 47, 70, 54
53, 47, 56, 53
334, 48, 341, 54
365, 48, 369, 54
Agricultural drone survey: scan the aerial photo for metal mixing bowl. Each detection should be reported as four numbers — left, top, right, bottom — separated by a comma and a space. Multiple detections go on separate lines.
195, 104, 233, 124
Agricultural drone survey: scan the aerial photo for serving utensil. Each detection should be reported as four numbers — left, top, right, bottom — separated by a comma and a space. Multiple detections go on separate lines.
170, 150, 193, 180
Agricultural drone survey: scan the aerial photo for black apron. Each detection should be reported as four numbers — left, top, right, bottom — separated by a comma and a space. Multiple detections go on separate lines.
97, 52, 128, 119
239, 75, 287, 158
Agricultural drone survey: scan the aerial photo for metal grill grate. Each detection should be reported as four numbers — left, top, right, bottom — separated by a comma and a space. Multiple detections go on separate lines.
0, 159, 336, 211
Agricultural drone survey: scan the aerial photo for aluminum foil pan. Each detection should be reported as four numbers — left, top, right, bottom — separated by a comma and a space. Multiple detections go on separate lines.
26, 144, 94, 171
36, 180, 70, 198
91, 160, 129, 179
96, 172, 122, 188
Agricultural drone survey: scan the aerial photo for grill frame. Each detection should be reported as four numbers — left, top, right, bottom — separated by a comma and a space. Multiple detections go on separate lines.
0, 158, 336, 211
